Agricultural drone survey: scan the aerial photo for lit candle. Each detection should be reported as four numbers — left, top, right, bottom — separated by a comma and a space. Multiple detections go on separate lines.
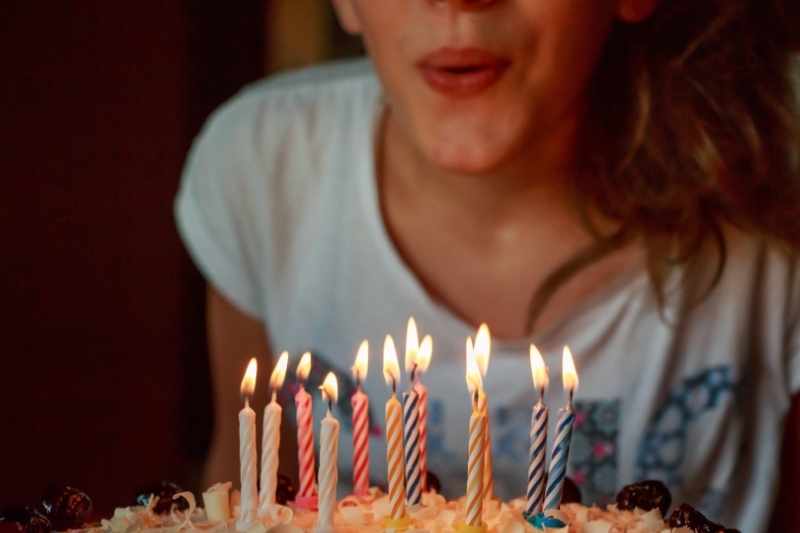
415, 335, 432, 492
258, 352, 288, 516
464, 340, 486, 529
316, 372, 340, 532
474, 324, 494, 502
382, 335, 408, 527
403, 318, 422, 506
351, 340, 370, 496
294, 352, 318, 508
526, 345, 549, 518
544, 347, 579, 511
237, 358, 258, 531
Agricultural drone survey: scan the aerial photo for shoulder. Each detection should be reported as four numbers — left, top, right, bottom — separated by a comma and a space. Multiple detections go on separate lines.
202, 57, 379, 152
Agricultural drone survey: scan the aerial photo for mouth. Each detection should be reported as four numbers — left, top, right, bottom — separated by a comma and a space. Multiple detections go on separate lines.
417, 47, 511, 98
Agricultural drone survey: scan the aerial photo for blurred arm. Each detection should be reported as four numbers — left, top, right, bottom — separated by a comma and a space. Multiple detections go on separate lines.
204, 285, 271, 488
771, 393, 800, 529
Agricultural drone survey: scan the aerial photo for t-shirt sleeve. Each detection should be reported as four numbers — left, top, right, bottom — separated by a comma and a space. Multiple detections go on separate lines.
174, 96, 267, 319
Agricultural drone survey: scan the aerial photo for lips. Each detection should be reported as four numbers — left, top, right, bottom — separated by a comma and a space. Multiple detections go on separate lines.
417, 47, 510, 97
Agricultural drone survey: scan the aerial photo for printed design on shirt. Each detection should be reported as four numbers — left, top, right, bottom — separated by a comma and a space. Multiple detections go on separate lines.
635, 365, 737, 486
492, 399, 620, 504
569, 399, 621, 505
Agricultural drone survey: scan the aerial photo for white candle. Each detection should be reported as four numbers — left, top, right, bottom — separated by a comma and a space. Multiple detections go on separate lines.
316, 372, 340, 532
259, 352, 288, 516
237, 358, 258, 532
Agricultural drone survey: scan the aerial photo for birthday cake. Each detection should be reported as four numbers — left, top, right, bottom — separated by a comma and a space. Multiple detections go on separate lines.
1, 479, 740, 532
1, 324, 738, 532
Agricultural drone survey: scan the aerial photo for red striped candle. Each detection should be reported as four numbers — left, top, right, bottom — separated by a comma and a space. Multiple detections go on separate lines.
351, 340, 370, 496
294, 352, 317, 507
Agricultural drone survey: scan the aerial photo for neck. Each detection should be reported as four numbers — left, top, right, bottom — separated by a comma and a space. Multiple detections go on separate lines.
380, 106, 583, 237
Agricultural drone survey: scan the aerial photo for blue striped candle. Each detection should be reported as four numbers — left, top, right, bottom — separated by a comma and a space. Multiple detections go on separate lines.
402, 389, 422, 506
543, 406, 575, 510
526, 400, 548, 516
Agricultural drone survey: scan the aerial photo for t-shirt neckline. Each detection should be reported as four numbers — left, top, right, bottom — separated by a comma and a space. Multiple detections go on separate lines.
354, 86, 648, 355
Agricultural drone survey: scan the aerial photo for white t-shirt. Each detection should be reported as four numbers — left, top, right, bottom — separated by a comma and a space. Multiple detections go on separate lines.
175, 58, 800, 531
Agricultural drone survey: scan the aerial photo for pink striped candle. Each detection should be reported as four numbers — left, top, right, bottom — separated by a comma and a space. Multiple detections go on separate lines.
415, 334, 432, 492
294, 352, 317, 508
351, 340, 370, 496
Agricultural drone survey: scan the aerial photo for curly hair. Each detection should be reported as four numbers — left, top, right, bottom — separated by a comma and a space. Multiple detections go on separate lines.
527, 0, 799, 331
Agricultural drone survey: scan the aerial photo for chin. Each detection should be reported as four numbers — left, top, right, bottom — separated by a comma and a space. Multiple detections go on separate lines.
422, 130, 516, 175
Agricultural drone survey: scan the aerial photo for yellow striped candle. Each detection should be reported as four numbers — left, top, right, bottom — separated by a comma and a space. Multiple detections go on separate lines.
383, 335, 406, 521
465, 338, 485, 528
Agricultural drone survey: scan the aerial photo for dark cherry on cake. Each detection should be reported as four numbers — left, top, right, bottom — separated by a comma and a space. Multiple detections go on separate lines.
561, 476, 582, 504
616, 479, 671, 516
275, 473, 297, 505
135, 481, 189, 515
39, 485, 93, 531
0, 505, 52, 533
668, 503, 739, 533
426, 470, 442, 495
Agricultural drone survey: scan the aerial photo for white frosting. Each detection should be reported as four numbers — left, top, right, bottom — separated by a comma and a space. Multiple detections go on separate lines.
79, 489, 707, 533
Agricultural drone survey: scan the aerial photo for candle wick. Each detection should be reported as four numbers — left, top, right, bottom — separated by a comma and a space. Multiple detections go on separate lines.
568, 389, 574, 411
244, 396, 250, 410
328, 398, 333, 413
392, 378, 397, 396
271, 391, 277, 404
411, 364, 417, 384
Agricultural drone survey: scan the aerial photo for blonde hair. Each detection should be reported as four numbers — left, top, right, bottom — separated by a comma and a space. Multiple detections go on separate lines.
527, 0, 800, 331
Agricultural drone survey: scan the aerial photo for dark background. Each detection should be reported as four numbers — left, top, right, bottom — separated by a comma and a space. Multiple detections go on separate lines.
1, 2, 268, 512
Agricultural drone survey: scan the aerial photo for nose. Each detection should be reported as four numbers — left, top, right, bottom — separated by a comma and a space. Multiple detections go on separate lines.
431, 0, 501, 11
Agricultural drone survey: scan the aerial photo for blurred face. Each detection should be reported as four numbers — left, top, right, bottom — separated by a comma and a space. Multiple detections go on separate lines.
333, 0, 639, 175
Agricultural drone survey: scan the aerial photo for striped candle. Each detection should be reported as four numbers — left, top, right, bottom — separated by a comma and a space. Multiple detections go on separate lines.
386, 392, 406, 520
351, 388, 370, 495
295, 386, 317, 501
543, 406, 575, 510
478, 391, 494, 502
526, 400, 548, 516
414, 380, 429, 491
465, 405, 486, 527
403, 389, 422, 505
544, 346, 579, 511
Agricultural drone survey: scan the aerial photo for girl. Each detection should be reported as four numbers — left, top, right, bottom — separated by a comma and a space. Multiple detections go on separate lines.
175, 1, 799, 530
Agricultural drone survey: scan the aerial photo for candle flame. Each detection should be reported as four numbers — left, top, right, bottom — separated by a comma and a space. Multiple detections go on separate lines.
240, 357, 258, 398
417, 335, 433, 373
320, 371, 339, 404
383, 335, 401, 388
270, 351, 289, 390
529, 344, 549, 391
405, 316, 419, 373
474, 323, 491, 377
562, 346, 579, 392
465, 337, 483, 394
352, 340, 369, 382
296, 352, 312, 381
